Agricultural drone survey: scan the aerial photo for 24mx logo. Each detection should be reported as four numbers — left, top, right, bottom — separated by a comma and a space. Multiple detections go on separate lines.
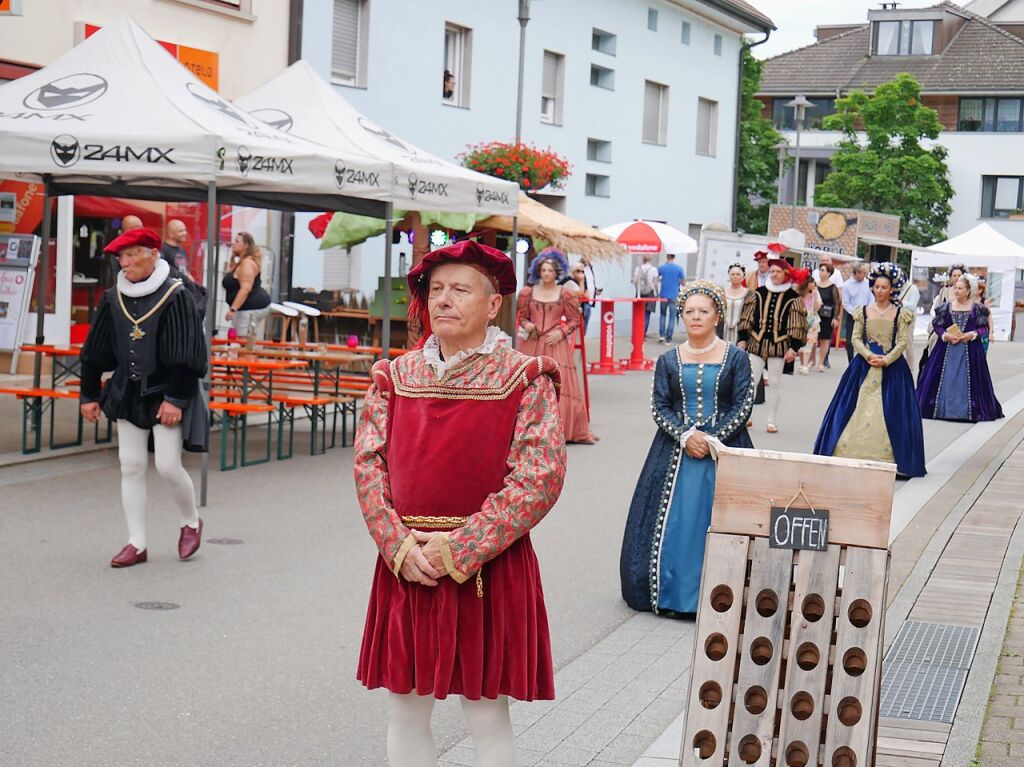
50, 135, 176, 168
236, 146, 294, 176
407, 173, 448, 199
334, 162, 381, 190
475, 184, 511, 207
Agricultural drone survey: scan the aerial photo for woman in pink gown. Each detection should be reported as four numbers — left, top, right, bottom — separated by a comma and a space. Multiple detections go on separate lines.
516, 252, 597, 444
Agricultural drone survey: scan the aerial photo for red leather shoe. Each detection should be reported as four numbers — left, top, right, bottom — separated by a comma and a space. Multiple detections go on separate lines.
178, 519, 203, 560
111, 544, 147, 568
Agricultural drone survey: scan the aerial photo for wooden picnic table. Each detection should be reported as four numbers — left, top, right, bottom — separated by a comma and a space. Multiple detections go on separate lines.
210, 357, 307, 403
20, 344, 82, 388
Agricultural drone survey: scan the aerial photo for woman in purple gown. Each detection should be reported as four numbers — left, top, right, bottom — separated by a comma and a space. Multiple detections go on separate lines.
917, 274, 1003, 423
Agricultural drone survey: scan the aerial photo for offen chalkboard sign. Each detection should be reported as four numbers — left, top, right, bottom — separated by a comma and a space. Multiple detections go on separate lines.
769, 506, 830, 551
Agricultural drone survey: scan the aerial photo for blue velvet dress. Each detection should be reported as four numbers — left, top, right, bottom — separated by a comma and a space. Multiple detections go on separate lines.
620, 345, 754, 614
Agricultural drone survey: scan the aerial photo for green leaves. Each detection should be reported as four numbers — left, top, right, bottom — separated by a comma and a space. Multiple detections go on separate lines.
815, 73, 952, 246
737, 43, 786, 234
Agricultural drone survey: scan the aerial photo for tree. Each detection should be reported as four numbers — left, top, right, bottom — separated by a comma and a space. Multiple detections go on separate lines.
813, 73, 953, 246
736, 43, 785, 235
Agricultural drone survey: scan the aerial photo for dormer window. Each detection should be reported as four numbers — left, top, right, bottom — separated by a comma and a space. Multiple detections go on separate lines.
874, 19, 934, 55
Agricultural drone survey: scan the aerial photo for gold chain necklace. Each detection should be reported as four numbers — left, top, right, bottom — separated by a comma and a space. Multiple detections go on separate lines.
116, 281, 182, 341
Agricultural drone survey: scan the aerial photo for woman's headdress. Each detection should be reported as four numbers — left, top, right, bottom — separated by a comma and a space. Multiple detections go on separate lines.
675, 279, 726, 316
527, 247, 571, 285
868, 261, 906, 292
728, 262, 746, 274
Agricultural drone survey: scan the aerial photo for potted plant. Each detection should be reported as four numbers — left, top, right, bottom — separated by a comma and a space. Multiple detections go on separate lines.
1008, 209, 1024, 220
458, 141, 572, 191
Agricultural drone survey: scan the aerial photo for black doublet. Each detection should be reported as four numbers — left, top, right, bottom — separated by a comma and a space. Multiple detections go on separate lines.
80, 277, 208, 451
736, 286, 807, 359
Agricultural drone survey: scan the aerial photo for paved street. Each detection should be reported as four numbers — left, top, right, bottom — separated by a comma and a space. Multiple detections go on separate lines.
3, 336, 1024, 766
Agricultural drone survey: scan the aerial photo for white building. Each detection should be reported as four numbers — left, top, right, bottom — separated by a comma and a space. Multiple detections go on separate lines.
759, 1, 1024, 249
295, 0, 773, 327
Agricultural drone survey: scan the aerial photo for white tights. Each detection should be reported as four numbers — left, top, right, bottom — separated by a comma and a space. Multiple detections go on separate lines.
116, 420, 199, 551
387, 693, 517, 767
748, 355, 785, 426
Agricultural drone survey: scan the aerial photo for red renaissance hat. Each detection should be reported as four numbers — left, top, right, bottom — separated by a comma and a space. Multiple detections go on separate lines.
753, 250, 769, 261
104, 228, 161, 254
767, 258, 790, 271
766, 242, 788, 255
407, 240, 517, 297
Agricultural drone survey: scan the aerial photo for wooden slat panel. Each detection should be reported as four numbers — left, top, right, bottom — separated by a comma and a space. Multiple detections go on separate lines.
824, 547, 888, 767
777, 545, 842, 765
728, 539, 794, 766
680, 533, 749, 766
711, 446, 895, 549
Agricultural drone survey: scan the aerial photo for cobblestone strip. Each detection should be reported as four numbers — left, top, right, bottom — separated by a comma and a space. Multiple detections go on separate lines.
976, 569, 1024, 767
439, 613, 694, 767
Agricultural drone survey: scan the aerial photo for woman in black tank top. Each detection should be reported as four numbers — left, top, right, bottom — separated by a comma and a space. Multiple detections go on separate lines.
222, 231, 271, 337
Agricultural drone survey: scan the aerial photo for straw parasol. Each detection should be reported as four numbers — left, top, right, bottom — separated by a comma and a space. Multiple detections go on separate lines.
476, 193, 626, 260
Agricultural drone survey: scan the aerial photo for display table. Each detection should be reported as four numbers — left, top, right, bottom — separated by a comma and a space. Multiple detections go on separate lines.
587, 297, 665, 375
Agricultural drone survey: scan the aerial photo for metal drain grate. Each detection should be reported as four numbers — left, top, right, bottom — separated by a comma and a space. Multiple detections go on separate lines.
880, 621, 980, 723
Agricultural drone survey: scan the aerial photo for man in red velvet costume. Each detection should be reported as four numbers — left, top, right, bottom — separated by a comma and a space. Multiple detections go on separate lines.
354, 240, 567, 766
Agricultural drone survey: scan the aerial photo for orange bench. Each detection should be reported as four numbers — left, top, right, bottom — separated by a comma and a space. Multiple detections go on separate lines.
0, 386, 85, 453
208, 401, 275, 470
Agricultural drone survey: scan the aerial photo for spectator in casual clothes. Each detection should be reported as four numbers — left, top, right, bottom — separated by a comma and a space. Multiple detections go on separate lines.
121, 215, 143, 232
160, 219, 190, 274
841, 263, 872, 362
223, 232, 272, 338
579, 254, 600, 334
657, 253, 686, 343
633, 254, 660, 336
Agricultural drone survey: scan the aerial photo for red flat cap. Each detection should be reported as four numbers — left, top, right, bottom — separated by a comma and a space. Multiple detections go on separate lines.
753, 250, 769, 260
407, 240, 517, 296
768, 258, 790, 270
104, 228, 162, 254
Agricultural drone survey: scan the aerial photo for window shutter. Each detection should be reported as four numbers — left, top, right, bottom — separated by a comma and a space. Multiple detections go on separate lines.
332, 0, 360, 80
643, 81, 660, 143
542, 51, 558, 99
697, 98, 711, 153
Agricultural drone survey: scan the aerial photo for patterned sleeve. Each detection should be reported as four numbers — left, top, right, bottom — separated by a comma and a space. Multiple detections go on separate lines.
851, 307, 871, 360
353, 363, 415, 577
708, 348, 754, 442
736, 291, 758, 343
560, 287, 580, 339
442, 373, 566, 580
883, 309, 913, 365
651, 354, 685, 441
932, 304, 950, 335
975, 303, 991, 340
786, 296, 808, 352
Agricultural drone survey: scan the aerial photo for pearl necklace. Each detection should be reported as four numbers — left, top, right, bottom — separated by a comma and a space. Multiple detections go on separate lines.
682, 337, 718, 355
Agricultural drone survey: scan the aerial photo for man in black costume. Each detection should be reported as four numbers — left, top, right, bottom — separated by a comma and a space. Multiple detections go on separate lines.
80, 228, 209, 568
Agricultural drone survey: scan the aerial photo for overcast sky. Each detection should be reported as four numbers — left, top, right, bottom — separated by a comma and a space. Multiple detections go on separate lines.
748, 0, 963, 59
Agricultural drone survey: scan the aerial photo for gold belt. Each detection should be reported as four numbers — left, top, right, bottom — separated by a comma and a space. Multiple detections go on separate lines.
399, 515, 483, 598
400, 515, 469, 531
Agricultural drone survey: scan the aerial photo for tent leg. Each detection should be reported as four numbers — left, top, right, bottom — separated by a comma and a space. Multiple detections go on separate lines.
382, 202, 394, 360
511, 216, 521, 282
32, 177, 53, 390
200, 181, 217, 509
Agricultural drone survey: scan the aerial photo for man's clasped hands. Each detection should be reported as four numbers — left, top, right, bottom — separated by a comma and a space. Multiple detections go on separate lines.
399, 530, 451, 586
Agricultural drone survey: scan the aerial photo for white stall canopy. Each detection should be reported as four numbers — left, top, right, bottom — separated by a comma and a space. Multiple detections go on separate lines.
0, 16, 389, 214
910, 223, 1024, 341
235, 60, 519, 216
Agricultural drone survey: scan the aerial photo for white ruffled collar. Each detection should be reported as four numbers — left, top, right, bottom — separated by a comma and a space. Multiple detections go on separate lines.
423, 325, 504, 377
117, 259, 170, 298
764, 279, 792, 293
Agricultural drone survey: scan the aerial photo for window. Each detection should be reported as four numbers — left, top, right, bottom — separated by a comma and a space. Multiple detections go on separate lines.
587, 138, 612, 163
982, 176, 1024, 217
714, 34, 723, 56
590, 64, 615, 90
592, 28, 617, 56
680, 21, 691, 45
648, 8, 658, 32
585, 173, 610, 197
540, 51, 564, 125
332, 0, 369, 87
771, 97, 837, 130
643, 81, 669, 145
959, 97, 1023, 132
443, 23, 473, 107
163, 0, 253, 17
696, 97, 718, 156
874, 19, 934, 55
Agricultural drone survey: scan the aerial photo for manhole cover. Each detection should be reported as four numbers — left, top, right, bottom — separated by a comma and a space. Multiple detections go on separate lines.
134, 601, 180, 611
207, 538, 243, 545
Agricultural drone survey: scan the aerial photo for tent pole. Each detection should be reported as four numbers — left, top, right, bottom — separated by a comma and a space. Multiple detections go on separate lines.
200, 181, 217, 508
382, 202, 394, 360
32, 176, 53, 390
512, 216, 521, 281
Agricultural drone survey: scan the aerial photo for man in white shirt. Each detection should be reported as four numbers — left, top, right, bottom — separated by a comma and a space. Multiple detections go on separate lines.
632, 255, 659, 336
841, 263, 871, 362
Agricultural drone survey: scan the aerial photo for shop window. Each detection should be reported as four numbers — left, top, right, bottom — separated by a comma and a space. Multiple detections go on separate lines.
443, 23, 473, 107
332, 0, 369, 87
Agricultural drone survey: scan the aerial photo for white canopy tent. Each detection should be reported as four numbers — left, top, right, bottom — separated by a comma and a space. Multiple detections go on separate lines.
910, 224, 1024, 341
0, 16, 392, 504
235, 61, 520, 351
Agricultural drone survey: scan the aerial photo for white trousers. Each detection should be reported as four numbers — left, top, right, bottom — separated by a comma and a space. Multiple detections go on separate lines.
748, 355, 785, 426
387, 693, 517, 767
116, 420, 199, 551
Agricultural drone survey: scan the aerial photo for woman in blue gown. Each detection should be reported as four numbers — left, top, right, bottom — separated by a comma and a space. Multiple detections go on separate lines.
917, 274, 1003, 422
813, 263, 926, 478
620, 280, 754, 616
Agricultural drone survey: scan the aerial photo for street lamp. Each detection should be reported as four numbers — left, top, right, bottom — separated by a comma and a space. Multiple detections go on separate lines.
785, 95, 815, 229
513, 0, 531, 280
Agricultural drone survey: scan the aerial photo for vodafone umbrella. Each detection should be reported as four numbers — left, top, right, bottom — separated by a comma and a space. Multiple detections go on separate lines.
602, 220, 698, 255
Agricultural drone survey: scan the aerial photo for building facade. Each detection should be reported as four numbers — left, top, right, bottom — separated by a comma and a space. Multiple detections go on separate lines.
295, 0, 772, 326
758, 1, 1024, 248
